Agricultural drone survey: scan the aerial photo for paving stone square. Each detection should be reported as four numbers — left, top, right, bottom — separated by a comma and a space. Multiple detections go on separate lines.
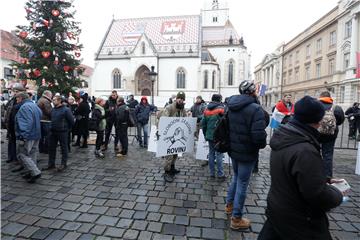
1, 132, 359, 239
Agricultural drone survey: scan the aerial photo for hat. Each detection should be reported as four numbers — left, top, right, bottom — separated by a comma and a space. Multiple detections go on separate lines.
12, 83, 26, 92
211, 94, 222, 102
239, 80, 256, 95
294, 96, 325, 124
15, 92, 29, 99
176, 91, 185, 100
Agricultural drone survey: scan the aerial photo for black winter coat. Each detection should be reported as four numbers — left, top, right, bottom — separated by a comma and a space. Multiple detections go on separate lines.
105, 97, 118, 120
50, 105, 74, 132
227, 94, 267, 162
266, 119, 342, 240
75, 101, 91, 136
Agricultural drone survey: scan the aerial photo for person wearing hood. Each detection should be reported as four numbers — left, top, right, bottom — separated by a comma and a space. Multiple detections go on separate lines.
202, 94, 225, 180
225, 80, 267, 230
73, 93, 90, 148
135, 96, 157, 148
318, 91, 344, 181
258, 96, 344, 240
93, 97, 107, 158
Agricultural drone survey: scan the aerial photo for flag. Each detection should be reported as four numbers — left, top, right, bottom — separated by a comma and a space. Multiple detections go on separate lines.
270, 108, 285, 129
259, 84, 267, 96
356, 52, 360, 79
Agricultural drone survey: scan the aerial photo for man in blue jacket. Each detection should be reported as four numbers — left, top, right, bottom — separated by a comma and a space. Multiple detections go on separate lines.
45, 95, 74, 171
135, 96, 156, 148
15, 92, 42, 183
225, 80, 267, 229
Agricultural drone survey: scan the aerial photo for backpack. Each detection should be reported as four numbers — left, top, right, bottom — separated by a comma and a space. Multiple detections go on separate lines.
318, 107, 336, 135
88, 109, 99, 131
213, 112, 230, 153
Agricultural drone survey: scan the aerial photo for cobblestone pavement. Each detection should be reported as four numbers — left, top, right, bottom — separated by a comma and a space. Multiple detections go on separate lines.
1, 132, 359, 240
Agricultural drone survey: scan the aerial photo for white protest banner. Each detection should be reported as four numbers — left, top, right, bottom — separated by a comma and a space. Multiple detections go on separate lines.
195, 129, 209, 161
356, 142, 360, 175
147, 125, 158, 153
156, 117, 197, 157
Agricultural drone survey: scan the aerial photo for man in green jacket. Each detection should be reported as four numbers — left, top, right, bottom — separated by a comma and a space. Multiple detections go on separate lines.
202, 94, 226, 180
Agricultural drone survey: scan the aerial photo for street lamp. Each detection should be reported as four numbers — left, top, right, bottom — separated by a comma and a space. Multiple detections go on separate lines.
148, 66, 157, 105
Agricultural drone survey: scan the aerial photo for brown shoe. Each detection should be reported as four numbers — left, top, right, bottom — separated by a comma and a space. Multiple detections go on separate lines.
225, 203, 233, 214
230, 217, 250, 230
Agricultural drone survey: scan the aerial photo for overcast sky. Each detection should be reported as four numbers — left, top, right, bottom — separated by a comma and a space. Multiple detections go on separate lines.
1, 0, 339, 73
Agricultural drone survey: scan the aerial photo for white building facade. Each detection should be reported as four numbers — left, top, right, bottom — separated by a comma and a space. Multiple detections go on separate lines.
90, 0, 251, 103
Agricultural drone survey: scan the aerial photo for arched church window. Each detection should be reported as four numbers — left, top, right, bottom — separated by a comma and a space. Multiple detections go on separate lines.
228, 61, 234, 86
141, 42, 146, 54
212, 71, 216, 89
204, 70, 208, 89
176, 68, 186, 89
112, 69, 121, 89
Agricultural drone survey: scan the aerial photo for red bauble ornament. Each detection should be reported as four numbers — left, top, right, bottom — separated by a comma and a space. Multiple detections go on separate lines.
33, 69, 41, 77
63, 66, 71, 72
19, 31, 28, 39
41, 51, 51, 58
75, 52, 81, 58
51, 9, 60, 17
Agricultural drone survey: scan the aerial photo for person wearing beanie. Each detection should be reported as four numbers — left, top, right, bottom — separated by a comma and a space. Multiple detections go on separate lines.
258, 96, 344, 240
202, 94, 226, 180
135, 96, 157, 148
225, 80, 267, 230
93, 97, 107, 158
190, 95, 207, 139
158, 91, 187, 182
73, 93, 91, 148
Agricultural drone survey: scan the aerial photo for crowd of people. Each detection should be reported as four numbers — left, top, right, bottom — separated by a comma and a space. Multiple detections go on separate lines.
2, 79, 356, 238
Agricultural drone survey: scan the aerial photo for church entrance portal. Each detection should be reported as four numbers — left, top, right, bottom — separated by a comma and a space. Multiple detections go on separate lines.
135, 65, 152, 96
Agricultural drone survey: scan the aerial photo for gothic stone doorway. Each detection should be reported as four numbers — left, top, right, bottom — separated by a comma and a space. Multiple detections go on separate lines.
135, 65, 152, 96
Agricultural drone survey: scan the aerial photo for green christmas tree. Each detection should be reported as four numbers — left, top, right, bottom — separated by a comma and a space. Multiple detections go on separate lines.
13, 0, 83, 95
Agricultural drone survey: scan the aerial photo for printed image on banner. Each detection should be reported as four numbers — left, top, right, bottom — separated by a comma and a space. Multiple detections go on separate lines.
156, 117, 196, 157
270, 108, 285, 129
147, 125, 158, 153
196, 129, 209, 161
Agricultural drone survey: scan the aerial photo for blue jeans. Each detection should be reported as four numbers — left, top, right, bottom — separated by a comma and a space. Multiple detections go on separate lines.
137, 123, 149, 146
208, 140, 224, 177
321, 140, 335, 178
39, 122, 51, 153
226, 158, 255, 218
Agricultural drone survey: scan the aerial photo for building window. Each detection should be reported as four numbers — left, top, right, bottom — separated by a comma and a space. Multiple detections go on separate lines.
213, 17, 218, 22
340, 86, 345, 103
112, 69, 121, 89
295, 68, 300, 81
295, 51, 299, 62
344, 53, 350, 69
345, 20, 352, 38
329, 59, 335, 74
176, 68, 186, 89
306, 44, 311, 58
316, 38, 322, 53
141, 42, 146, 54
352, 85, 360, 103
284, 57, 287, 67
203, 70, 209, 89
212, 71, 216, 89
316, 63, 321, 78
228, 61, 234, 86
289, 54, 293, 66
283, 72, 287, 84
305, 65, 311, 80
329, 31, 336, 47
288, 70, 292, 83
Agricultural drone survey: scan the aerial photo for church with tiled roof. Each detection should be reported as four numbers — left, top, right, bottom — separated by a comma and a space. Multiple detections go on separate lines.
90, 0, 251, 103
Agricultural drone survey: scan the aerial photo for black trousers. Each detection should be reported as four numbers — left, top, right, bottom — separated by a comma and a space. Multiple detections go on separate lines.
49, 131, 68, 167
95, 130, 104, 150
116, 124, 128, 155
104, 118, 115, 146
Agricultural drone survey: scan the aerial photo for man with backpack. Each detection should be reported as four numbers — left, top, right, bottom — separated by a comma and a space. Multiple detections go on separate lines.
135, 96, 157, 148
202, 94, 226, 180
225, 80, 267, 230
318, 91, 345, 181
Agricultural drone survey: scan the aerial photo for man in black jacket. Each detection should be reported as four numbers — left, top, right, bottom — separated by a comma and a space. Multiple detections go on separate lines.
345, 102, 360, 139
225, 80, 267, 230
45, 96, 74, 171
258, 96, 343, 240
103, 90, 118, 151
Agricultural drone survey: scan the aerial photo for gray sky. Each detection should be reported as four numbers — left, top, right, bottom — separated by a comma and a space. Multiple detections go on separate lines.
1, 0, 338, 73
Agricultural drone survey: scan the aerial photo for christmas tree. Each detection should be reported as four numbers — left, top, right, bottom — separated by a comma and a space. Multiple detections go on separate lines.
13, 0, 83, 95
